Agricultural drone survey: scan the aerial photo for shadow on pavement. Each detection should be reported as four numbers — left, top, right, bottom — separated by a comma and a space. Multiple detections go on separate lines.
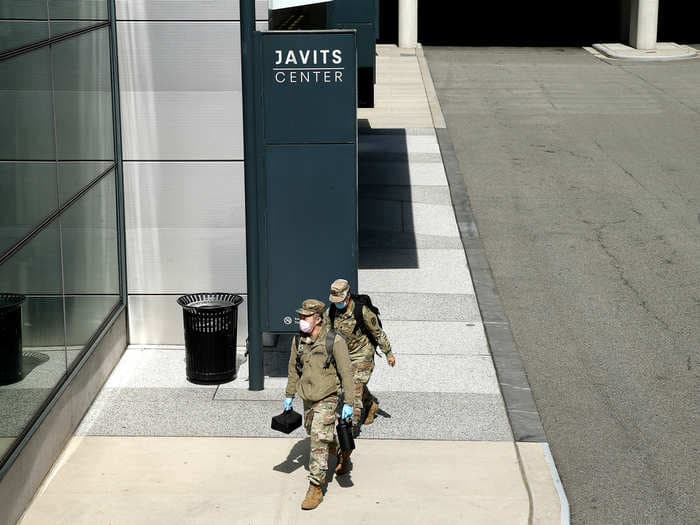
335, 472, 354, 488
21, 351, 50, 376
273, 437, 309, 474
358, 124, 418, 269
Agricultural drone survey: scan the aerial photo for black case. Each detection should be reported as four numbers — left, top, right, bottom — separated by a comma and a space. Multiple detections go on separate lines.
271, 409, 302, 434
336, 418, 355, 451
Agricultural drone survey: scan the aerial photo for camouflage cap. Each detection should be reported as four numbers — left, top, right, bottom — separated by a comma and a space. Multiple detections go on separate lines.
329, 278, 350, 303
296, 298, 325, 316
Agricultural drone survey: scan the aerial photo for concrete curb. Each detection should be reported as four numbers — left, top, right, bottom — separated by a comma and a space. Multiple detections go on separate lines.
589, 42, 698, 62
434, 127, 547, 443
418, 46, 570, 523
415, 44, 447, 129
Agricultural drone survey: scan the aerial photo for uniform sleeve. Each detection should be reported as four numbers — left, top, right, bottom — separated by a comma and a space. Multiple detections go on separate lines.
362, 306, 393, 357
285, 337, 299, 398
332, 336, 354, 405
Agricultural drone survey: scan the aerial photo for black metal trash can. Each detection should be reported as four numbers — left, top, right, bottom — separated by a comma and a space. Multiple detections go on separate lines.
177, 293, 243, 385
0, 294, 26, 386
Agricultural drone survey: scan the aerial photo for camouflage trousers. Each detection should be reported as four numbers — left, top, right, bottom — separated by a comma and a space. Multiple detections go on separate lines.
303, 394, 339, 486
351, 360, 375, 426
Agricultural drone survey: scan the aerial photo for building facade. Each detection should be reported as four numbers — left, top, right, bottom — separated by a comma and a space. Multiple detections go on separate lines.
0, 1, 267, 522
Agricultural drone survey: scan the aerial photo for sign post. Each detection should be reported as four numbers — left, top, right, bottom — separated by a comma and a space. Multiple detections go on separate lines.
240, 0, 264, 391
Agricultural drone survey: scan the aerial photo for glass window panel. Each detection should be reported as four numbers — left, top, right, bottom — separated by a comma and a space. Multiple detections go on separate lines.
0, 21, 49, 53
0, 222, 66, 455
48, 0, 108, 21
52, 27, 114, 162
61, 171, 119, 352
49, 20, 102, 39
0, 162, 59, 253
0, 223, 62, 296
0, 2, 48, 20
57, 160, 114, 205
20, 296, 65, 350
0, 47, 54, 160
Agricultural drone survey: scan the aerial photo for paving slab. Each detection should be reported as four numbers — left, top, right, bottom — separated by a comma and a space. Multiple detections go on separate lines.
358, 159, 448, 186
358, 134, 441, 154
358, 249, 474, 294
404, 201, 462, 237
359, 320, 489, 356
360, 198, 461, 238
369, 292, 481, 323
360, 184, 453, 206
517, 443, 566, 524
368, 353, 500, 394
359, 230, 464, 250
19, 437, 532, 525
104, 347, 219, 390
76, 389, 511, 441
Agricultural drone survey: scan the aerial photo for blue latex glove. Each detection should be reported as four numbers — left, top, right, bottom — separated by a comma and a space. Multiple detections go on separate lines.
341, 404, 353, 420
283, 397, 293, 411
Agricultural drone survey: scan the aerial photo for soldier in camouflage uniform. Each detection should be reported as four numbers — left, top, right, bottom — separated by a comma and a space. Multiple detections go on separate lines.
283, 299, 354, 511
326, 279, 396, 430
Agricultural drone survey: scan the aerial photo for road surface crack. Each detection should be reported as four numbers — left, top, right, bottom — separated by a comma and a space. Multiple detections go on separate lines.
592, 221, 672, 333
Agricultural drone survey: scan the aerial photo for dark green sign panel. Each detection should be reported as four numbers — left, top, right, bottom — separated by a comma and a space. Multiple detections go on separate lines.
257, 30, 358, 332
261, 31, 357, 144
326, 0, 376, 107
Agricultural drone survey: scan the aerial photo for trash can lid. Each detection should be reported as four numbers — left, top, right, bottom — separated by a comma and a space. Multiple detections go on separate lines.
188, 299, 235, 309
0, 294, 26, 311
177, 293, 243, 310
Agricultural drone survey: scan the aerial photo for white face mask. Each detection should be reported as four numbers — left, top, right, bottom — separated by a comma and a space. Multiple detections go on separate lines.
299, 319, 314, 333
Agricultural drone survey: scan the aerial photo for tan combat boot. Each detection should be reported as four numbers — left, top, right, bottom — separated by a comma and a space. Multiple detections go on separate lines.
364, 398, 379, 425
301, 483, 323, 510
334, 450, 352, 475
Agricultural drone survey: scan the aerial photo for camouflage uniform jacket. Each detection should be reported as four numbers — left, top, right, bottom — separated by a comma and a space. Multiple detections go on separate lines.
325, 298, 393, 362
285, 325, 354, 405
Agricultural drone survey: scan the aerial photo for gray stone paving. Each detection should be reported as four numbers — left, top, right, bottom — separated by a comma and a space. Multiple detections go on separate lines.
77, 387, 510, 441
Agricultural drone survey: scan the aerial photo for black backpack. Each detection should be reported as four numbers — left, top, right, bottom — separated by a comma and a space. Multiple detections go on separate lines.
329, 294, 382, 347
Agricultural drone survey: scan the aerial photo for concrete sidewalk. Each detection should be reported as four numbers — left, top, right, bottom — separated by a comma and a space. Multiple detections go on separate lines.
18, 45, 566, 524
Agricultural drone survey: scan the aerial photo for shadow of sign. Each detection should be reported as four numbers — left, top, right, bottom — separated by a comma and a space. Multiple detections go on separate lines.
358, 126, 418, 269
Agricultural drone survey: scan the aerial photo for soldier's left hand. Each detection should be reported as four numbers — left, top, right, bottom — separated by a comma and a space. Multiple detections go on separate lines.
387, 355, 396, 367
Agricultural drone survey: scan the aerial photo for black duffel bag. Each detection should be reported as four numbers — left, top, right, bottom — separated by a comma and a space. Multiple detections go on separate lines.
271, 409, 302, 434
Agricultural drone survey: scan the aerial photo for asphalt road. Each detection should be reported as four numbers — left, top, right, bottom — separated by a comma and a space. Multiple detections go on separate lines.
425, 46, 700, 524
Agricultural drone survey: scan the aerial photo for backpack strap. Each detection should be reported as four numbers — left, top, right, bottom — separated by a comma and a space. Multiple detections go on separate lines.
329, 304, 337, 325
324, 329, 337, 369
293, 335, 303, 377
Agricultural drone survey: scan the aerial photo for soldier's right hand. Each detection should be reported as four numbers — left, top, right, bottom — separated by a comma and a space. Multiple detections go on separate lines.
283, 397, 293, 411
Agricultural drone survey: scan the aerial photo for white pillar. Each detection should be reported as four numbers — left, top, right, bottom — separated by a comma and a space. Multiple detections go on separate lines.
398, 0, 418, 49
630, 0, 659, 50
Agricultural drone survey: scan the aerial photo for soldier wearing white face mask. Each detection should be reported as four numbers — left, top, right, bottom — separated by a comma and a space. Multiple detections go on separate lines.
283, 299, 354, 510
